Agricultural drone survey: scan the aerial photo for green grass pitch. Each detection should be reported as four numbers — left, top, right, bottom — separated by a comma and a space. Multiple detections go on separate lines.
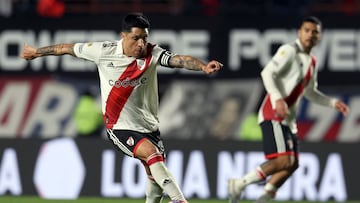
0, 196, 358, 203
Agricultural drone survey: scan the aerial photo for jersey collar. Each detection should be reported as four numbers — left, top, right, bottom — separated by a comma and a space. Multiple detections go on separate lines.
295, 39, 305, 52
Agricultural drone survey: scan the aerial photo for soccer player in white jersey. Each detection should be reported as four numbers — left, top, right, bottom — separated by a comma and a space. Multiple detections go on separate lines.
228, 16, 349, 203
20, 13, 223, 203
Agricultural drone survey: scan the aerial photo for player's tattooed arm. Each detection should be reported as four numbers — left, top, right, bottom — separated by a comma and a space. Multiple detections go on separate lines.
168, 55, 223, 74
36, 44, 75, 57
20, 43, 75, 60
169, 55, 205, 71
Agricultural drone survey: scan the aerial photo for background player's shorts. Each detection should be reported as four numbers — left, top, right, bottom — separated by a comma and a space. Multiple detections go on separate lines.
106, 129, 166, 158
260, 120, 298, 159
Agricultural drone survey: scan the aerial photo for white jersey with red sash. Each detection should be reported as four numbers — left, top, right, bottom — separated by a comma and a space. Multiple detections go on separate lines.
74, 40, 171, 133
258, 39, 336, 134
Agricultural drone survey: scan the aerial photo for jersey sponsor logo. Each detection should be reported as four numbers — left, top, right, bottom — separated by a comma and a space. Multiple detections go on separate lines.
108, 77, 147, 88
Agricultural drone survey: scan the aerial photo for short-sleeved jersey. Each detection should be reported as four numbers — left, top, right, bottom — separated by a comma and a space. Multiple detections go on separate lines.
258, 39, 336, 133
74, 40, 173, 133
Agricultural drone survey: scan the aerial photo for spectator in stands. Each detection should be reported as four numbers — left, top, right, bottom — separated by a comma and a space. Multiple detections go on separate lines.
73, 88, 104, 138
37, 0, 64, 17
0, 0, 13, 17
200, 0, 220, 16
238, 112, 262, 141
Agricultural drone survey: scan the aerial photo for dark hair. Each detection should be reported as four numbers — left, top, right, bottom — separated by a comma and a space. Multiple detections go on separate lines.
122, 13, 150, 32
299, 16, 322, 30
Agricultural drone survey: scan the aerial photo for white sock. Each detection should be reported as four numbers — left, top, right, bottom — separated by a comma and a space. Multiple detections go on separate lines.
257, 193, 273, 203
263, 183, 277, 198
237, 166, 266, 189
145, 176, 163, 203
148, 159, 186, 201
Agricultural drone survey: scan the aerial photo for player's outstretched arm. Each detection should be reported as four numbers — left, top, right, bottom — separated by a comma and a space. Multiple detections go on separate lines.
335, 100, 349, 116
169, 55, 223, 74
20, 43, 75, 60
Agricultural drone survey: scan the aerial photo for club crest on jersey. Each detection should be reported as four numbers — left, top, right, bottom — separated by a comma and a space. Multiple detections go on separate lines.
126, 136, 135, 146
136, 59, 146, 70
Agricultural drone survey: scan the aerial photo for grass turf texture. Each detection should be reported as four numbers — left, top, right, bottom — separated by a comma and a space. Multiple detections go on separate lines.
0, 197, 358, 203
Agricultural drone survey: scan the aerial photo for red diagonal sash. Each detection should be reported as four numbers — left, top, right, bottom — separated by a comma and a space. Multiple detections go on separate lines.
262, 56, 316, 122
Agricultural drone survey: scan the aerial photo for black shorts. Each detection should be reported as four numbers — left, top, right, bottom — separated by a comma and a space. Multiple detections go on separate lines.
260, 120, 298, 159
106, 129, 166, 158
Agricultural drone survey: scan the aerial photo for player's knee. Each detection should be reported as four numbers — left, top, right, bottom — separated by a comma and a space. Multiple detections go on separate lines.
276, 155, 297, 170
291, 159, 299, 171
134, 140, 161, 162
146, 152, 165, 166
286, 157, 299, 172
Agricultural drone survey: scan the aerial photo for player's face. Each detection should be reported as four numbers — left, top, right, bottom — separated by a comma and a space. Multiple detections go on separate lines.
298, 22, 321, 52
121, 27, 149, 58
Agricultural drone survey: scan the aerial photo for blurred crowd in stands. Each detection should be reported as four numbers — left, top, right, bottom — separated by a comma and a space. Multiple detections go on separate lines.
1, 0, 360, 18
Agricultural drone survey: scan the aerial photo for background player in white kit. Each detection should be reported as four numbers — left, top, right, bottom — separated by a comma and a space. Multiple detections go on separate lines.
20, 13, 223, 203
228, 16, 349, 203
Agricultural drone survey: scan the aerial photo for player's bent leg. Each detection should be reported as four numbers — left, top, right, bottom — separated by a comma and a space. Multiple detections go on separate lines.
254, 183, 277, 203
136, 139, 187, 202
228, 178, 241, 203
148, 154, 186, 202
145, 175, 163, 203
255, 166, 298, 203
228, 167, 266, 203
266, 155, 298, 172
254, 194, 272, 203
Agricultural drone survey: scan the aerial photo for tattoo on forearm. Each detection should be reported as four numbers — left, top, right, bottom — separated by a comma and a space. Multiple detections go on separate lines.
185, 59, 202, 71
36, 44, 74, 56
170, 56, 203, 71
36, 46, 57, 55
